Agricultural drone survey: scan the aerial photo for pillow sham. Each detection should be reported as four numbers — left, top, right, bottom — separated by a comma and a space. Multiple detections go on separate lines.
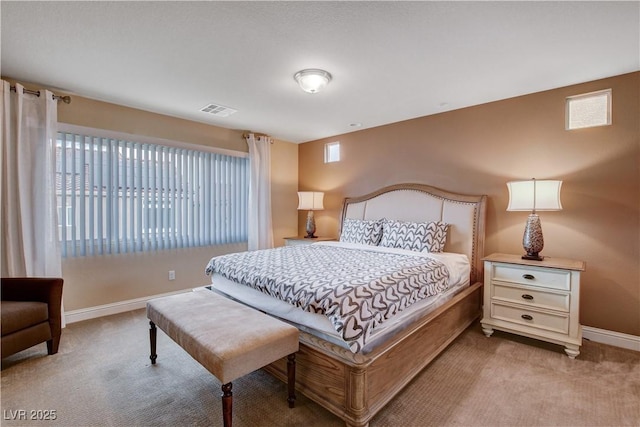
379, 219, 449, 253
339, 218, 383, 246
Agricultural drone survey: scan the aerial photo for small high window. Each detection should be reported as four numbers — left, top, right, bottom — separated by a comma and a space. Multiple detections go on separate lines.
566, 89, 611, 130
324, 141, 340, 163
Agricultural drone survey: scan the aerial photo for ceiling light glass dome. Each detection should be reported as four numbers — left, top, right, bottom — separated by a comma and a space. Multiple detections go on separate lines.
294, 69, 332, 94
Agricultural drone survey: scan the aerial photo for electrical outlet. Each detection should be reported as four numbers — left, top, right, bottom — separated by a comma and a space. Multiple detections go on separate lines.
168, 270, 175, 281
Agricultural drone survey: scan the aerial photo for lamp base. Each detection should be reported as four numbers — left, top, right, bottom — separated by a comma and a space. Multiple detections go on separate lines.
522, 213, 545, 262
305, 211, 317, 239
522, 253, 544, 261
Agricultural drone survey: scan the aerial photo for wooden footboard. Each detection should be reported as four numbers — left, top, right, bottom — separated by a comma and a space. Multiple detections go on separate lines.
263, 281, 483, 427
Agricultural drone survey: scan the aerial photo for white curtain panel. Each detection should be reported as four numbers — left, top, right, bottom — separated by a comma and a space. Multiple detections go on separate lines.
246, 133, 274, 250
1, 81, 62, 277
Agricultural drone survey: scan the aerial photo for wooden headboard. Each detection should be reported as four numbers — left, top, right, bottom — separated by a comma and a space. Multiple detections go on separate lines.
340, 183, 487, 283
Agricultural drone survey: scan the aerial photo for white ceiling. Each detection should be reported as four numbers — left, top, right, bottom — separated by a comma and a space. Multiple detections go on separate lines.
2, 1, 638, 143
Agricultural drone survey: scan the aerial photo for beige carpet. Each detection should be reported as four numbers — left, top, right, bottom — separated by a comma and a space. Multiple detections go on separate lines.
1, 309, 639, 426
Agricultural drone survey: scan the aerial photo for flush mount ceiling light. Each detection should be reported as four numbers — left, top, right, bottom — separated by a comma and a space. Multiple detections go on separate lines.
294, 69, 332, 94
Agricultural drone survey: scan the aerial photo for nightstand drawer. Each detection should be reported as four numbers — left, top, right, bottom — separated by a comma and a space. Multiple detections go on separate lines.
492, 283, 570, 312
493, 264, 570, 291
285, 239, 312, 246
491, 303, 569, 334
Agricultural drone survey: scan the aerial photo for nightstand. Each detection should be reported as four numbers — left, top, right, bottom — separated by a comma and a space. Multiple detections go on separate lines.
481, 253, 586, 358
283, 236, 336, 246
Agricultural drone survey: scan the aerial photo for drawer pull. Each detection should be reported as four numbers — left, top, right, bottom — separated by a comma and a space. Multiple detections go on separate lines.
521, 294, 534, 300
521, 314, 534, 321
523, 274, 535, 280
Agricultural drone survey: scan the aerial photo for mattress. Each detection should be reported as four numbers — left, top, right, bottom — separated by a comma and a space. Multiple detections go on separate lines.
208, 241, 470, 354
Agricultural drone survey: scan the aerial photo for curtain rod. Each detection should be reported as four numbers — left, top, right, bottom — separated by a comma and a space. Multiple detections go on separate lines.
9, 85, 71, 104
243, 132, 274, 143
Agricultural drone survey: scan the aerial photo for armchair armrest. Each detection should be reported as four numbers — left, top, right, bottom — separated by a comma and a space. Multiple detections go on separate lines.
2, 277, 63, 305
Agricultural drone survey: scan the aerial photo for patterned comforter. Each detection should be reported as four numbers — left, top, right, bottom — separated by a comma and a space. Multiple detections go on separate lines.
205, 244, 450, 353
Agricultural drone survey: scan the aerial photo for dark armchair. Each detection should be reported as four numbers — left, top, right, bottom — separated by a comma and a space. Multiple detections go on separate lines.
1, 277, 64, 359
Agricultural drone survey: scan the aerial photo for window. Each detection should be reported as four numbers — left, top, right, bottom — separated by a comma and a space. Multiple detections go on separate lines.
324, 141, 340, 163
57, 206, 72, 227
56, 128, 249, 257
566, 89, 611, 130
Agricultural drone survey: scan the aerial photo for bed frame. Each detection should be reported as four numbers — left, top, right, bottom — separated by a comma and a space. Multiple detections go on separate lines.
263, 183, 487, 427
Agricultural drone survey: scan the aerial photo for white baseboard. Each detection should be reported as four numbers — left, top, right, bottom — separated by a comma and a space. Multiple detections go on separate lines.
64, 288, 195, 324
583, 326, 640, 352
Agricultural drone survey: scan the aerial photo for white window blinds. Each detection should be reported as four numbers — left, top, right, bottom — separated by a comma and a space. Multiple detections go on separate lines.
56, 131, 249, 257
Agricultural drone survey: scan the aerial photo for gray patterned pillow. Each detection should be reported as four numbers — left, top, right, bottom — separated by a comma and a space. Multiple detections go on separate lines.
379, 219, 449, 252
339, 218, 383, 245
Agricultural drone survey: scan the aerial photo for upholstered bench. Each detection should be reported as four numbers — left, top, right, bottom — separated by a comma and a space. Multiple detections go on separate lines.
146, 290, 299, 427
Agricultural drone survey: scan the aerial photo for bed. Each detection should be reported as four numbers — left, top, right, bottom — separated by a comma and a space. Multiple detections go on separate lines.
206, 183, 487, 427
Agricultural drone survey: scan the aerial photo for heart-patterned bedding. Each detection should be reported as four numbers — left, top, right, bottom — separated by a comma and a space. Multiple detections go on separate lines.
205, 244, 450, 353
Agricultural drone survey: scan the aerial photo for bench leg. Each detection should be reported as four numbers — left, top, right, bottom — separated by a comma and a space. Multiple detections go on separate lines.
287, 353, 296, 408
222, 382, 233, 427
149, 321, 157, 364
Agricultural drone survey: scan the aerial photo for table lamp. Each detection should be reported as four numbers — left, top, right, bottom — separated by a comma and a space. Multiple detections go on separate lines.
297, 191, 324, 238
507, 179, 562, 261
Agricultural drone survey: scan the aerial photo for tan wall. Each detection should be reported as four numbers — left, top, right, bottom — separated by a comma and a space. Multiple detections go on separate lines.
271, 139, 300, 245
57, 95, 248, 153
299, 72, 640, 337
62, 244, 246, 310
4, 78, 299, 312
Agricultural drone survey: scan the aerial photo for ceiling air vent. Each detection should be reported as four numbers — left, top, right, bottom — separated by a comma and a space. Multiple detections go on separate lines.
200, 103, 237, 117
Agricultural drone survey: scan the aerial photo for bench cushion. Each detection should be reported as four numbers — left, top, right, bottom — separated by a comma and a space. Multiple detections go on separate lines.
147, 291, 299, 383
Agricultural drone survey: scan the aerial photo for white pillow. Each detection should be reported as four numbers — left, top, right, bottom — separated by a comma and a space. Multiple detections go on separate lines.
339, 218, 383, 246
379, 219, 449, 252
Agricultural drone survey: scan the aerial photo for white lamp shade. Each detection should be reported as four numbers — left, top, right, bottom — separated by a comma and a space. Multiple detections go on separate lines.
507, 180, 563, 211
294, 69, 332, 94
297, 191, 325, 210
